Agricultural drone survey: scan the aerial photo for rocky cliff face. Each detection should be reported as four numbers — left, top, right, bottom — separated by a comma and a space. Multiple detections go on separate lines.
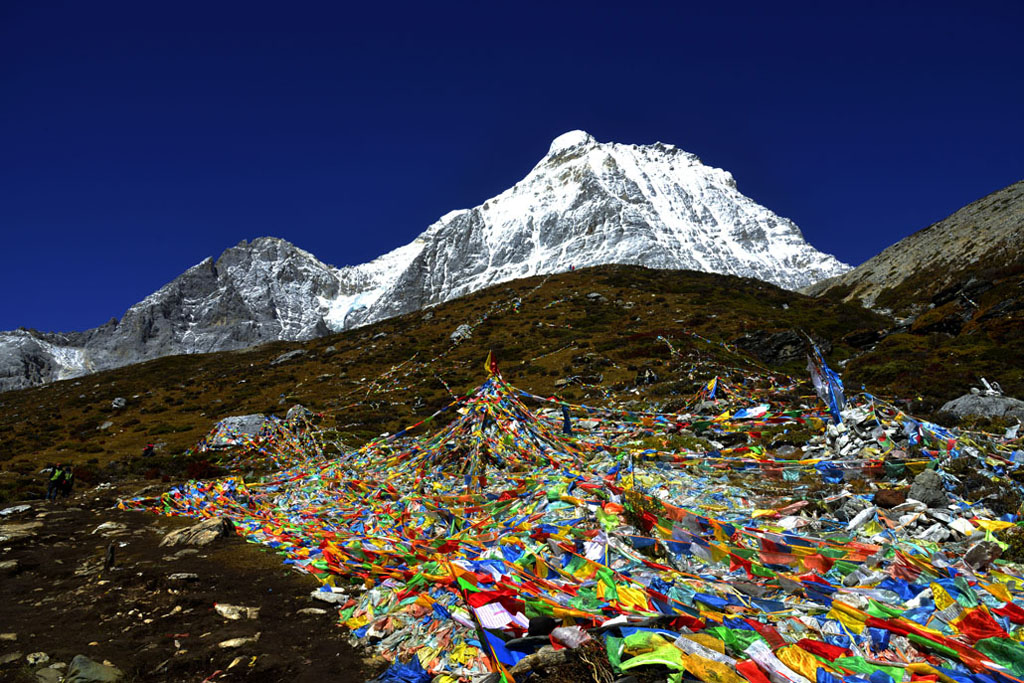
0, 238, 342, 391
805, 180, 1024, 315
1, 131, 850, 392
84, 238, 340, 364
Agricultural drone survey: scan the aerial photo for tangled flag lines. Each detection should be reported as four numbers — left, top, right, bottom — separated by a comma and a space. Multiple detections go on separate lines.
123, 356, 1024, 683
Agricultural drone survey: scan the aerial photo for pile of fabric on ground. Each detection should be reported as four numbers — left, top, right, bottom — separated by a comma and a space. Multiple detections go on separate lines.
124, 354, 1024, 683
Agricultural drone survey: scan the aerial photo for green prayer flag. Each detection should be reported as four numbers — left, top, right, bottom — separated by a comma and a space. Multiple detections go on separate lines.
833, 656, 906, 682
457, 575, 481, 592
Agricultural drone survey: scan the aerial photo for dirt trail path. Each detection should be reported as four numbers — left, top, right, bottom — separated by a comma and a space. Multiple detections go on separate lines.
0, 485, 384, 682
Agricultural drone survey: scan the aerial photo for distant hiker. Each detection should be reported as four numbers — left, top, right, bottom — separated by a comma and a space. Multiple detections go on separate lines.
142, 443, 155, 458
60, 464, 74, 499
46, 465, 65, 502
561, 405, 572, 435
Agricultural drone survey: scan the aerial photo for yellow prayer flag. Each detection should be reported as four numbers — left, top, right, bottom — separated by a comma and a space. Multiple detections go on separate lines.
982, 581, 1014, 603
931, 582, 957, 612
827, 600, 867, 634
617, 585, 652, 612
778, 645, 834, 681
679, 651, 747, 683
976, 519, 1016, 532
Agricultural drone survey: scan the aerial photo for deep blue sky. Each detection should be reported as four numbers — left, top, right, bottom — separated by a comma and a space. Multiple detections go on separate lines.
2, 1, 1022, 332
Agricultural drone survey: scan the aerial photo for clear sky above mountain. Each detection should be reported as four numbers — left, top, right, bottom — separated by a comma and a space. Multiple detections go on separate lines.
2, 1, 1021, 331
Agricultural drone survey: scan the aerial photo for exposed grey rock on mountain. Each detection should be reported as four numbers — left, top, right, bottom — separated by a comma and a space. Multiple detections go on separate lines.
0, 238, 339, 391
805, 181, 1024, 313
1, 130, 849, 392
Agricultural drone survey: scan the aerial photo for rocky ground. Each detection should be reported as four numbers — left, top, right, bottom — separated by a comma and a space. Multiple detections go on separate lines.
0, 483, 386, 683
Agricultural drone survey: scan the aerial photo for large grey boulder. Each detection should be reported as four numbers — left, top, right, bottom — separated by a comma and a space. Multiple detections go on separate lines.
207, 414, 269, 448
450, 324, 473, 343
270, 349, 307, 365
941, 394, 1024, 421
160, 517, 235, 547
908, 469, 948, 509
285, 404, 313, 421
65, 654, 124, 683
964, 541, 1003, 571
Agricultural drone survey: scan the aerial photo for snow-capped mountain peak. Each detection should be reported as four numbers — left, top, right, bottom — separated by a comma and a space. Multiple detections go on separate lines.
332, 130, 848, 328
1, 131, 849, 391
548, 129, 596, 154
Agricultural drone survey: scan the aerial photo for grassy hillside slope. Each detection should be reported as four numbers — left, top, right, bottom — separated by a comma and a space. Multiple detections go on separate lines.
0, 265, 894, 502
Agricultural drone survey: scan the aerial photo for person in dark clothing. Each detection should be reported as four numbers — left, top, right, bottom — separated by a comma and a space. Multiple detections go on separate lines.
46, 465, 65, 501
60, 464, 74, 499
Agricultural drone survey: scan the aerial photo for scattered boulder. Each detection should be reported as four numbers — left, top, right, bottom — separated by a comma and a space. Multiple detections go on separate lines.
270, 349, 307, 366
907, 469, 948, 509
91, 521, 127, 536
321, 345, 336, 356
310, 588, 348, 604
940, 394, 1024, 421
836, 496, 871, 522
965, 541, 1003, 571
27, 652, 50, 666
0, 521, 44, 544
0, 652, 23, 666
35, 668, 61, 683
215, 603, 260, 620
450, 324, 473, 343
874, 488, 908, 509
297, 607, 328, 616
160, 517, 235, 547
285, 404, 313, 421
774, 445, 800, 460
0, 559, 21, 576
586, 292, 607, 303
65, 654, 124, 683
218, 633, 260, 649
168, 572, 199, 581
110, 397, 127, 410
207, 414, 268, 448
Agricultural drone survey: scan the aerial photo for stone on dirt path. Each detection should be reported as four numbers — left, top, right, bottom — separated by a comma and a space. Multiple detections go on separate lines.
65, 654, 125, 683
159, 517, 235, 547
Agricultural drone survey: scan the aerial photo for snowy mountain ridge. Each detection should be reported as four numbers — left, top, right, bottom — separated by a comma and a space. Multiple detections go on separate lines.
0, 130, 849, 391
